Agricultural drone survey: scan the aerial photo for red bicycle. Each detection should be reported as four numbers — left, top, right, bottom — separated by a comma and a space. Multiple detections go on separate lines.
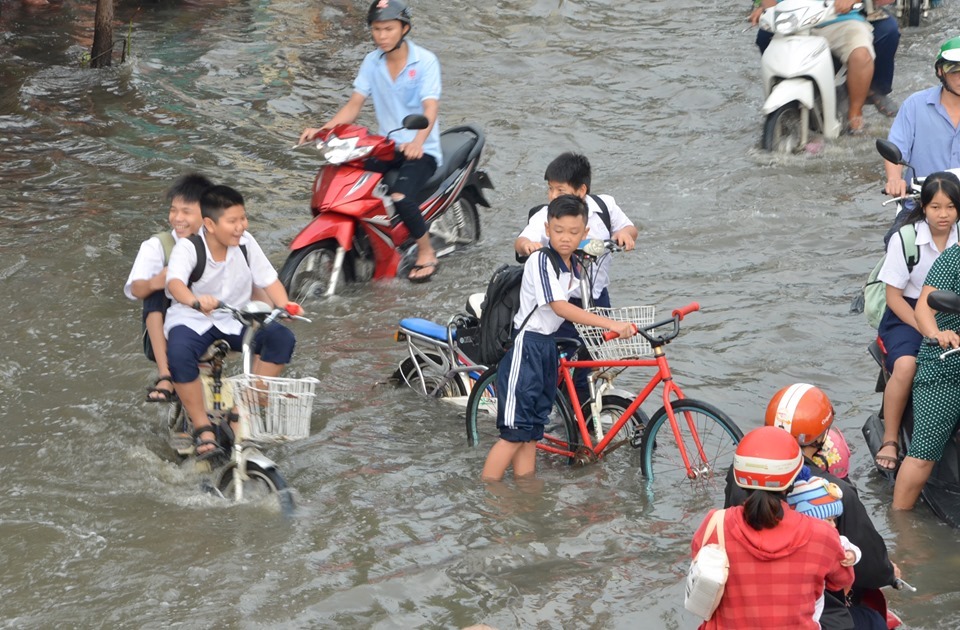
465, 301, 742, 495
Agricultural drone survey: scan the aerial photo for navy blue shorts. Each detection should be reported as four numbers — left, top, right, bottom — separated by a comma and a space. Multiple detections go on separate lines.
141, 291, 171, 362
496, 330, 558, 442
878, 296, 920, 373
167, 323, 296, 383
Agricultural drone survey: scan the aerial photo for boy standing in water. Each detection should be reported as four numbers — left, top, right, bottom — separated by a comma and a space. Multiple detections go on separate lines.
514, 152, 638, 408
298, 0, 442, 283
124, 173, 212, 403
165, 185, 298, 460
482, 195, 635, 481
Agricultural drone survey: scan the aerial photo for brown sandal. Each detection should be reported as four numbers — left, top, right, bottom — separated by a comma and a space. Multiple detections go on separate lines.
874, 440, 900, 472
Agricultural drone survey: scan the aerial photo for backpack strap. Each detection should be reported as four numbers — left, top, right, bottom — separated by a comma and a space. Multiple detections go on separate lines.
514, 248, 565, 335
588, 194, 612, 234
898, 224, 920, 273
702, 509, 726, 549
154, 230, 176, 266
187, 234, 207, 287
186, 235, 249, 288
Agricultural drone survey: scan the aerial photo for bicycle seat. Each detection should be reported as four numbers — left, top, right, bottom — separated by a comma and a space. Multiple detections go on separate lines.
199, 340, 235, 363
400, 317, 453, 342
465, 292, 484, 319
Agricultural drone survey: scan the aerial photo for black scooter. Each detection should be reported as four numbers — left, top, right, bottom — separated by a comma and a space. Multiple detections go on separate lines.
862, 290, 960, 528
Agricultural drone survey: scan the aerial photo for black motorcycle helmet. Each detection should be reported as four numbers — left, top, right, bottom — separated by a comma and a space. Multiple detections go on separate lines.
367, 0, 412, 27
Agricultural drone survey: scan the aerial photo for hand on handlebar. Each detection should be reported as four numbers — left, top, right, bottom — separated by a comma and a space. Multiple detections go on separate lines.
193, 294, 220, 315
284, 302, 303, 317
931, 330, 960, 349
883, 179, 908, 198
604, 322, 637, 340
611, 230, 635, 252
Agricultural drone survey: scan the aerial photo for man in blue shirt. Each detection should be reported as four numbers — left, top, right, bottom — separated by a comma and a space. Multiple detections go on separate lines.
299, 0, 443, 283
883, 36, 960, 198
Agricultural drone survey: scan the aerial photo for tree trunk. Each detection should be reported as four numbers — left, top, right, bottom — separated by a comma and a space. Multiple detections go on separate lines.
90, 0, 114, 68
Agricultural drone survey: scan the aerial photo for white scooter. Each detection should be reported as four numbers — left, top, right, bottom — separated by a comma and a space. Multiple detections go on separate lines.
758, 0, 866, 153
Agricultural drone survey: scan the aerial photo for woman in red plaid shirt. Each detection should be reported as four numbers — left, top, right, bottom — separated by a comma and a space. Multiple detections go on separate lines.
691, 426, 854, 629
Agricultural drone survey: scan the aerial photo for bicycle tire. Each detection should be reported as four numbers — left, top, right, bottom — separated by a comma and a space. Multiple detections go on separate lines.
396, 353, 469, 398
217, 461, 295, 516
464, 365, 499, 447
640, 399, 742, 497
464, 365, 581, 465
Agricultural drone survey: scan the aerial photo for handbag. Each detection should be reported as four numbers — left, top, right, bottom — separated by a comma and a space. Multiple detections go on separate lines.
684, 509, 729, 620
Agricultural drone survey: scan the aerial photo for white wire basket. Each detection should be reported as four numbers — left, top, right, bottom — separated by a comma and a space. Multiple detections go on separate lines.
226, 374, 320, 443
573, 305, 656, 360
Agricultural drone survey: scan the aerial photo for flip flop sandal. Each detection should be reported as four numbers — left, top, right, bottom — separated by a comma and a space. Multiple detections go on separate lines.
145, 376, 178, 403
408, 261, 439, 284
874, 440, 901, 472
192, 425, 225, 461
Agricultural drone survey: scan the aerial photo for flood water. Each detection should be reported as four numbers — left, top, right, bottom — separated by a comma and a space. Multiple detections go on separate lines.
2, 0, 960, 627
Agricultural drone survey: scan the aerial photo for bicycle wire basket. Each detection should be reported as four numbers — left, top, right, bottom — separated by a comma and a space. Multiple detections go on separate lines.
573, 305, 656, 360
226, 374, 320, 443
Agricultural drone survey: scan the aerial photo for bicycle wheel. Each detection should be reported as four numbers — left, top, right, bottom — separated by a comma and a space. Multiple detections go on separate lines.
217, 461, 295, 516
589, 393, 650, 448
464, 365, 499, 447
396, 353, 468, 398
464, 366, 580, 465
640, 399, 742, 496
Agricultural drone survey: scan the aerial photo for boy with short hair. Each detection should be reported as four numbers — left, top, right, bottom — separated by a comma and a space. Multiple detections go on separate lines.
124, 173, 212, 402
165, 185, 298, 460
514, 152, 638, 407
482, 194, 636, 481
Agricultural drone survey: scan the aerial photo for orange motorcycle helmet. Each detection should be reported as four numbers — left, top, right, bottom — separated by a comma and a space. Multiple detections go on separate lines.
764, 383, 835, 447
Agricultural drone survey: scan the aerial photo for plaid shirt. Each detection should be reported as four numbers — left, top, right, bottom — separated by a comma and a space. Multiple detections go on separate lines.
692, 506, 854, 629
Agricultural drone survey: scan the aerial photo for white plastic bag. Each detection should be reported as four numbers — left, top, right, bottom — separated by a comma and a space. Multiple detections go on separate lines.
685, 509, 729, 620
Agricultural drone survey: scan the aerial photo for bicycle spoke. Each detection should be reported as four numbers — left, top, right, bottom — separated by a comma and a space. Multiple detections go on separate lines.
641, 399, 742, 504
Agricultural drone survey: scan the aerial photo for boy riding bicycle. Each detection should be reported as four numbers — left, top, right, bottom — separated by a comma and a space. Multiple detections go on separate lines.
165, 185, 299, 460
482, 194, 635, 482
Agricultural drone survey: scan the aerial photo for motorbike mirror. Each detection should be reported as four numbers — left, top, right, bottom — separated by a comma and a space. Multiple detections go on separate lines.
927, 290, 960, 315
876, 138, 906, 166
401, 114, 429, 130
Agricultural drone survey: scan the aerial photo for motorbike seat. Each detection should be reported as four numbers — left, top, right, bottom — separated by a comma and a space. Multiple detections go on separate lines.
383, 129, 478, 204
400, 317, 455, 342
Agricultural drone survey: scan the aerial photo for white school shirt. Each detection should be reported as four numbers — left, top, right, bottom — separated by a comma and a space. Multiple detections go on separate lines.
518, 194, 633, 299
877, 221, 959, 299
163, 229, 278, 337
124, 229, 178, 301
513, 248, 579, 335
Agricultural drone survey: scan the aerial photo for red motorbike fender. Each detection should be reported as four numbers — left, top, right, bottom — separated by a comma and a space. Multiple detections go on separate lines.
289, 214, 355, 251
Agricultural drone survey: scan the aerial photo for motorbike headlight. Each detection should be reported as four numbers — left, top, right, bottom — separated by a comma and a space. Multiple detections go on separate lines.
322, 135, 374, 164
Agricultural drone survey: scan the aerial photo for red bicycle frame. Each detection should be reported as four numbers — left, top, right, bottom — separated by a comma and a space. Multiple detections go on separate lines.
539, 302, 709, 478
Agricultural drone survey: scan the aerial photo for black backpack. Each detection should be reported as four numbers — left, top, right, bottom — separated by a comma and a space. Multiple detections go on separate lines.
477, 248, 562, 366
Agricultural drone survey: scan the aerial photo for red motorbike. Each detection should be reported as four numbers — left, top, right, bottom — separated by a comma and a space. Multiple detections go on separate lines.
279, 115, 493, 300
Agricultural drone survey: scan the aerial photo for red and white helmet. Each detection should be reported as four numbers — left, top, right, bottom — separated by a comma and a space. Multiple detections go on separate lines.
765, 383, 835, 447
733, 426, 804, 491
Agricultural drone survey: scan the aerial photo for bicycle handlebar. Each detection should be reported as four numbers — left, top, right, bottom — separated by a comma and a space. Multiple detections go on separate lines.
672, 302, 700, 320
215, 301, 312, 326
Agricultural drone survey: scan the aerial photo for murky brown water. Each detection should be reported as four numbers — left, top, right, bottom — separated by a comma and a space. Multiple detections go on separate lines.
2, 0, 960, 627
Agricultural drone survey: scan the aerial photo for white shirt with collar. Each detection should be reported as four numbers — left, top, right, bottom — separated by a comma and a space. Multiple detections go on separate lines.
164, 229, 278, 337
878, 220, 960, 299
124, 229, 179, 301
518, 194, 633, 299
514, 248, 579, 335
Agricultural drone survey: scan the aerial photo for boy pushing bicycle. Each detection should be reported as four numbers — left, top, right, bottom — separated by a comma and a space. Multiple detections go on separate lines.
482, 195, 635, 482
